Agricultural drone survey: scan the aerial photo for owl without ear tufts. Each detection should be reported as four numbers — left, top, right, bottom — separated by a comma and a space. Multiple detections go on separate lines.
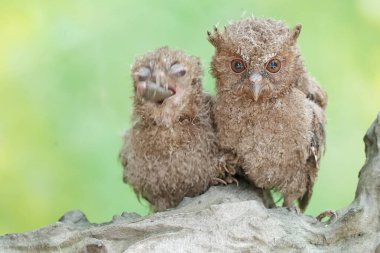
120, 47, 227, 212
208, 17, 327, 212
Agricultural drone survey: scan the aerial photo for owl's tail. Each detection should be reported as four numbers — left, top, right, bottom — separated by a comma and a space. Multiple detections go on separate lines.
298, 187, 313, 213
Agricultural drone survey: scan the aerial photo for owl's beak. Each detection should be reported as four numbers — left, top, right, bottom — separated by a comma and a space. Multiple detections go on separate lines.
249, 73, 263, 101
154, 71, 166, 88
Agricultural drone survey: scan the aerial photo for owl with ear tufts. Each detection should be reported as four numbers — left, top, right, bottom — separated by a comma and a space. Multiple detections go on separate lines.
208, 17, 327, 212
120, 47, 228, 212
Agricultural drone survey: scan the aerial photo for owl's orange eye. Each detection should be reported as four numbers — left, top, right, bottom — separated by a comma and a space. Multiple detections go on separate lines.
230, 59, 246, 73
266, 59, 281, 73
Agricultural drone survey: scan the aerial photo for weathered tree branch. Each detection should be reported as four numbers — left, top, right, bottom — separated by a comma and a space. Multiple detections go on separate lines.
1, 113, 380, 253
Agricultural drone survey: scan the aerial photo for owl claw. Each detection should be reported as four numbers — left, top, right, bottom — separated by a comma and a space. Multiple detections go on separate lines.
212, 177, 227, 185
285, 206, 301, 215
226, 176, 239, 186
211, 176, 239, 186
222, 164, 237, 175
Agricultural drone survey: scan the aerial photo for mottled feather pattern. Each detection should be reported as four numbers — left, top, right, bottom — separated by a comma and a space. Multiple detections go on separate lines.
120, 47, 226, 212
121, 17, 327, 213
209, 17, 327, 211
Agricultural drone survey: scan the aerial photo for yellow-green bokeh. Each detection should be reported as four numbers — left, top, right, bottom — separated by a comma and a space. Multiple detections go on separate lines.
1, 0, 379, 235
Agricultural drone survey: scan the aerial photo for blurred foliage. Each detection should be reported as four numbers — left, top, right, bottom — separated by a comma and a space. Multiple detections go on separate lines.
0, 0, 379, 235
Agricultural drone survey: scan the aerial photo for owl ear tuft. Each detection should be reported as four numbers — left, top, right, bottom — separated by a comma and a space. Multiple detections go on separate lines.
289, 24, 302, 44
207, 26, 223, 48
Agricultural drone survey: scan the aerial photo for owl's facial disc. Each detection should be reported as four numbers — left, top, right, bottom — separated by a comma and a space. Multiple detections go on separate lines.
249, 72, 263, 101
135, 67, 176, 103
135, 65, 182, 104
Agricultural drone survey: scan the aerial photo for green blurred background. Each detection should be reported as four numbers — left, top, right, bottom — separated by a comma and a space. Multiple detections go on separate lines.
1, 0, 379, 235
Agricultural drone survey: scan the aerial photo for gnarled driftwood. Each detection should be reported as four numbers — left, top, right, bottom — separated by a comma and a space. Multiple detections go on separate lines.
1, 112, 380, 253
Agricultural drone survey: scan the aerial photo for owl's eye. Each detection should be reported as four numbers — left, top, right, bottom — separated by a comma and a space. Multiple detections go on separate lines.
136, 67, 151, 81
266, 59, 281, 73
169, 62, 186, 77
230, 59, 246, 73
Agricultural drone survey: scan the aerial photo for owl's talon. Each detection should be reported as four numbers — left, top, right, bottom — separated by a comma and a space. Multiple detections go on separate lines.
226, 176, 239, 186
229, 177, 239, 186
285, 206, 301, 215
224, 166, 237, 176
212, 178, 227, 185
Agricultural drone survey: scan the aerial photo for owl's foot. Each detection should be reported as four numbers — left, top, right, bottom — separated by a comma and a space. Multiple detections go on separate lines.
316, 210, 337, 223
211, 175, 239, 186
223, 165, 237, 175
282, 195, 303, 214
218, 150, 240, 176
225, 175, 239, 186
211, 178, 228, 185
285, 206, 301, 215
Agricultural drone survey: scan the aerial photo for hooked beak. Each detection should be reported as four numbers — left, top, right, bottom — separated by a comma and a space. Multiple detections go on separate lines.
249, 73, 263, 101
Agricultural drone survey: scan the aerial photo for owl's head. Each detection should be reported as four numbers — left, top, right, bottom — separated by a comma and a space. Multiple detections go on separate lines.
132, 47, 203, 104
208, 18, 303, 101
131, 47, 204, 125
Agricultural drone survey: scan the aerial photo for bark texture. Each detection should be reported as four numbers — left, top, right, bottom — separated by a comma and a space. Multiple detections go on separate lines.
1, 113, 380, 253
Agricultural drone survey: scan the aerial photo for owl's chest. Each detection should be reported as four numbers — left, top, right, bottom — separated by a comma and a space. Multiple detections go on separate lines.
131, 122, 207, 158
216, 91, 312, 149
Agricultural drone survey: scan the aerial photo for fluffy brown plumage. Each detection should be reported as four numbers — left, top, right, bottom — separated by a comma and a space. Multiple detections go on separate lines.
208, 17, 327, 212
120, 47, 225, 212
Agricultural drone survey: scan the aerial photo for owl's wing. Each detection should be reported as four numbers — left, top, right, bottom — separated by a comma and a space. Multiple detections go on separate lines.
119, 129, 131, 183
296, 73, 327, 110
299, 104, 326, 211
202, 92, 217, 129
202, 92, 213, 108
309, 103, 326, 166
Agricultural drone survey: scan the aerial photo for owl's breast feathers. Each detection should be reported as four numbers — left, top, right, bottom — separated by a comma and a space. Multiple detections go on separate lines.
121, 110, 220, 203
131, 120, 215, 159
214, 89, 321, 188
